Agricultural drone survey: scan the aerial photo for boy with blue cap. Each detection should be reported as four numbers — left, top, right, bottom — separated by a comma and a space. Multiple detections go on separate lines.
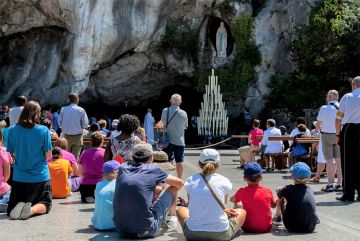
274, 162, 319, 233
92, 160, 120, 230
230, 163, 276, 233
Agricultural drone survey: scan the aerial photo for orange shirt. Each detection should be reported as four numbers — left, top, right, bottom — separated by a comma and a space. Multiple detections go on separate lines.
48, 158, 73, 198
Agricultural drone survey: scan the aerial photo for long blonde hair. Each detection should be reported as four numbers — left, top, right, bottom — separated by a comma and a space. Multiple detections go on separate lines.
199, 162, 219, 176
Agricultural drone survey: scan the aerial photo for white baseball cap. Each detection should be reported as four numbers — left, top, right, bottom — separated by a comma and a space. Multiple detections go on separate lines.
111, 119, 119, 126
199, 149, 220, 164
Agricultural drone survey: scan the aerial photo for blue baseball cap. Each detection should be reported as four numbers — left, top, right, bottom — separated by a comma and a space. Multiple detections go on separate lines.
244, 163, 263, 180
290, 162, 311, 181
102, 160, 121, 174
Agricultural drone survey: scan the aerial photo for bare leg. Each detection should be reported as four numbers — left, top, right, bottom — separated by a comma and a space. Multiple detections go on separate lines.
335, 157, 342, 185
326, 159, 336, 185
233, 208, 247, 229
176, 163, 183, 179
176, 207, 189, 227
165, 186, 178, 216
311, 163, 325, 181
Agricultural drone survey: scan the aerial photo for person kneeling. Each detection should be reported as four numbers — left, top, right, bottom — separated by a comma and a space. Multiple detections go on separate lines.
92, 160, 120, 230
113, 143, 183, 238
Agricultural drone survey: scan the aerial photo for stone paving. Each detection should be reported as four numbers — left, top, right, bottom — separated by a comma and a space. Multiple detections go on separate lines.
1, 150, 360, 241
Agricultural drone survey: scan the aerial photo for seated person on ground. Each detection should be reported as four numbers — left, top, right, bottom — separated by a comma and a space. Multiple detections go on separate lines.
177, 149, 247, 241
52, 137, 81, 192
230, 163, 275, 233
92, 160, 120, 230
260, 119, 283, 171
113, 143, 183, 239
274, 162, 319, 233
48, 147, 73, 198
79, 131, 105, 203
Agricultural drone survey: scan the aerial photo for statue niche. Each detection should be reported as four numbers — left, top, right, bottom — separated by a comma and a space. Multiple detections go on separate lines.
216, 22, 227, 58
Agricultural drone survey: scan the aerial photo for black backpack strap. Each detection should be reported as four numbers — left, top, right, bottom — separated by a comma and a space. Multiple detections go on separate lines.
329, 102, 339, 110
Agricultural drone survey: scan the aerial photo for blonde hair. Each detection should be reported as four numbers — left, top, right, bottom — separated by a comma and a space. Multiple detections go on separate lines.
199, 162, 219, 176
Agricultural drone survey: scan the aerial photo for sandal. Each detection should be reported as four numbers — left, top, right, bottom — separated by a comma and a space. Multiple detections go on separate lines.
309, 177, 320, 183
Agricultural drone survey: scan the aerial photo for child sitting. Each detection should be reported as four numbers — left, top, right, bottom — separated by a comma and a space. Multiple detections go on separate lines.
274, 162, 320, 233
0, 131, 13, 212
92, 160, 120, 230
48, 147, 73, 198
230, 163, 275, 233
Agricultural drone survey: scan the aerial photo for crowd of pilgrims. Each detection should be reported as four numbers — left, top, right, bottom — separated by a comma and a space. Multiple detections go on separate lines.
0, 94, 321, 240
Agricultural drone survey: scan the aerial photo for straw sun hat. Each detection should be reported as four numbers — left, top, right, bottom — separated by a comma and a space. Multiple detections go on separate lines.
152, 151, 175, 171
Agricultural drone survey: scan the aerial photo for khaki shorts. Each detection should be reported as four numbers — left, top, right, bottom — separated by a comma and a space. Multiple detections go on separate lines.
182, 217, 240, 241
321, 133, 340, 160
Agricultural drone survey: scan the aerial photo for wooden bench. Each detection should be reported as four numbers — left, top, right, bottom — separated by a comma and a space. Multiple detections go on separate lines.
51, 137, 111, 147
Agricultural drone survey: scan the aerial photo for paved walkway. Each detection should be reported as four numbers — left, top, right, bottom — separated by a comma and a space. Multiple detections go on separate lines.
1, 150, 360, 241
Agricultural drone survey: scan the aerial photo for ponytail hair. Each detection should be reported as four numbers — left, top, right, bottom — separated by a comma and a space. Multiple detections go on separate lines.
199, 161, 219, 176
52, 147, 62, 160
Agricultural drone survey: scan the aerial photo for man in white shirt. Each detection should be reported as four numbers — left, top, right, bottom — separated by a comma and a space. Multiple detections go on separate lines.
335, 76, 360, 202
316, 90, 342, 192
9, 96, 27, 126
261, 119, 283, 172
58, 93, 89, 159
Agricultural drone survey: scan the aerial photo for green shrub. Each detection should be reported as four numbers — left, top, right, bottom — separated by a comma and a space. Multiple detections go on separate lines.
156, 21, 200, 63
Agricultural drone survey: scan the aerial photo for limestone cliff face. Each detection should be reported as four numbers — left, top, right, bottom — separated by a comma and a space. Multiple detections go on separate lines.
0, 0, 318, 116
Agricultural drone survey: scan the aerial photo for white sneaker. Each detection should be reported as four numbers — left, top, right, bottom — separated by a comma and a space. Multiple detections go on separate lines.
164, 215, 178, 232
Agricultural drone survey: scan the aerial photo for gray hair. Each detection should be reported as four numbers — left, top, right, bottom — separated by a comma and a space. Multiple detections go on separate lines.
171, 94, 182, 102
352, 76, 360, 88
267, 119, 276, 127
327, 90, 339, 101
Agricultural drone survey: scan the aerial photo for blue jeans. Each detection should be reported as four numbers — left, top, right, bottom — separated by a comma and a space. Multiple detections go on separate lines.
119, 189, 174, 238
0, 189, 11, 204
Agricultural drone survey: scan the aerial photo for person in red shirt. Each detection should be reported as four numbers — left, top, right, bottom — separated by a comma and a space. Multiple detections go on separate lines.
230, 162, 276, 233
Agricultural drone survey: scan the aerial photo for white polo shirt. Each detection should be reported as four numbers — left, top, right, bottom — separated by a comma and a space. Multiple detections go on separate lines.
261, 127, 283, 154
317, 100, 338, 133
337, 88, 360, 124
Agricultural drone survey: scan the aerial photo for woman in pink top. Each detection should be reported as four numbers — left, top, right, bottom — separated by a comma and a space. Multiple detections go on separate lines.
79, 131, 105, 203
0, 131, 13, 211
239, 119, 263, 166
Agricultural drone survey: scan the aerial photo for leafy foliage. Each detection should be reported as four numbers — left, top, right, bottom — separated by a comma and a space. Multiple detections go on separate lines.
156, 21, 200, 63
267, 0, 360, 115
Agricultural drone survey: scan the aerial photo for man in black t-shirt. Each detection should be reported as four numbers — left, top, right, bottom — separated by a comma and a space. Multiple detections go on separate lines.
274, 162, 319, 233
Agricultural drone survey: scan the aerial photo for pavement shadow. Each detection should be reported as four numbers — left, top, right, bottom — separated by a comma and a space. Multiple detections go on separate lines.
79, 208, 95, 212
313, 191, 328, 195
59, 200, 84, 205
316, 201, 352, 207
0, 213, 9, 220
271, 226, 316, 237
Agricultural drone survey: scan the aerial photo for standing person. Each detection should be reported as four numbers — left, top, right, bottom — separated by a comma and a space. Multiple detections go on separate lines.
336, 76, 360, 202
144, 108, 155, 145
9, 96, 27, 126
161, 94, 188, 179
113, 143, 184, 238
58, 93, 89, 160
177, 149, 246, 240
51, 106, 60, 134
7, 101, 53, 220
316, 90, 342, 192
